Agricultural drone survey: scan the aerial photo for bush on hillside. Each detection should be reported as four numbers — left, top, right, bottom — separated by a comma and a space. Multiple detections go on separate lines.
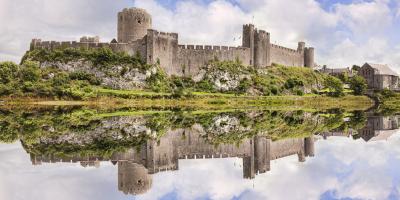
349, 75, 367, 95
325, 76, 344, 97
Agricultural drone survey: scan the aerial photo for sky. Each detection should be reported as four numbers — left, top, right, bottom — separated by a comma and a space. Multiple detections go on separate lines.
1, 134, 400, 200
1, 0, 400, 69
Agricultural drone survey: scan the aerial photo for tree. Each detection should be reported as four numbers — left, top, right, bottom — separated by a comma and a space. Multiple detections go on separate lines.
0, 62, 19, 84
349, 75, 367, 95
349, 110, 367, 130
338, 72, 349, 83
352, 65, 361, 72
19, 61, 41, 82
325, 76, 344, 97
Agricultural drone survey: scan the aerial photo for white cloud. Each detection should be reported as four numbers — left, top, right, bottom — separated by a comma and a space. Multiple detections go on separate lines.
335, 0, 393, 35
0, 0, 132, 62
134, 0, 248, 46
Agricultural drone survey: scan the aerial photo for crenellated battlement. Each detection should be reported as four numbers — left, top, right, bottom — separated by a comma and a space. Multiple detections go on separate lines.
271, 44, 301, 53
147, 29, 178, 39
178, 44, 249, 51
31, 39, 114, 50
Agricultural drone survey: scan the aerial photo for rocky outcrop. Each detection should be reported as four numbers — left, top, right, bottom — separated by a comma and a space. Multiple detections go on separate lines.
40, 60, 158, 90
38, 116, 156, 146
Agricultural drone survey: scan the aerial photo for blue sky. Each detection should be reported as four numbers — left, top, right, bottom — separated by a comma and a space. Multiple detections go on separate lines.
1, 0, 400, 70
153, 0, 360, 10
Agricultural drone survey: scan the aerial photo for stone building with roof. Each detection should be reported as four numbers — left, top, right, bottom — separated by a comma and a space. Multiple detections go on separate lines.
319, 66, 354, 77
355, 115, 399, 142
358, 63, 399, 90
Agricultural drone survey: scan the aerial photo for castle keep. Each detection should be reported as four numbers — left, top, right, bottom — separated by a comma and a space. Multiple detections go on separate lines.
30, 7, 315, 76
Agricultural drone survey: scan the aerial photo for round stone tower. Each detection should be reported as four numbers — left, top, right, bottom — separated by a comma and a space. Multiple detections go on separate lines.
304, 47, 315, 68
118, 8, 152, 43
118, 161, 152, 195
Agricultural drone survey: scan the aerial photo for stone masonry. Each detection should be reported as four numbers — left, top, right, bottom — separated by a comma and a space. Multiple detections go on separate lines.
30, 7, 315, 77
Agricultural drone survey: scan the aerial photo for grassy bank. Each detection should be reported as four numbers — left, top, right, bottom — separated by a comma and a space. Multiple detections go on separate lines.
1, 93, 374, 112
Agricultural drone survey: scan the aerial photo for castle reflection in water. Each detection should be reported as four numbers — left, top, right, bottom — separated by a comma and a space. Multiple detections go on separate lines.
30, 129, 315, 195
28, 115, 399, 196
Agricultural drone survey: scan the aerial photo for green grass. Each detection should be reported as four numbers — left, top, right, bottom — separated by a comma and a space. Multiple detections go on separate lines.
96, 88, 171, 97
96, 110, 173, 118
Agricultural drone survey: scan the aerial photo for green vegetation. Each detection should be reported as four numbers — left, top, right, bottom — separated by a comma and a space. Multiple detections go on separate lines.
0, 60, 98, 99
22, 47, 150, 70
324, 76, 344, 97
0, 107, 368, 157
349, 75, 367, 96
375, 89, 400, 114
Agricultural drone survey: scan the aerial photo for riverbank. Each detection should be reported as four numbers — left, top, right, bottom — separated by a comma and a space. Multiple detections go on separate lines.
1, 94, 374, 111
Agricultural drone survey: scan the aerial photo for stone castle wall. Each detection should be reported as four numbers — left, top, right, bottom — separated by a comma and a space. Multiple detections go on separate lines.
270, 44, 304, 67
30, 38, 148, 62
177, 45, 251, 76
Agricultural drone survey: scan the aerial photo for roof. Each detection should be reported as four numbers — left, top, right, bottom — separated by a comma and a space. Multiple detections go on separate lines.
320, 67, 351, 74
369, 130, 397, 142
364, 63, 399, 76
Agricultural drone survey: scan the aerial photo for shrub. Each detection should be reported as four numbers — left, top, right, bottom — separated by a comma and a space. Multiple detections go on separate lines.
146, 70, 171, 93
22, 81, 35, 92
295, 89, 304, 96
172, 88, 193, 98
196, 80, 215, 92
381, 88, 395, 98
270, 86, 279, 95
69, 71, 101, 85
284, 78, 303, 89
0, 62, 19, 84
238, 78, 252, 94
349, 75, 367, 95
338, 72, 349, 83
19, 61, 41, 82
52, 72, 71, 87
311, 88, 319, 94
120, 66, 128, 76
324, 76, 344, 97
0, 84, 12, 96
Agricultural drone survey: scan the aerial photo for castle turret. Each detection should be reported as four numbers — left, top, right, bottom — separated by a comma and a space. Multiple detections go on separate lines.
297, 42, 305, 52
304, 137, 315, 157
118, 161, 152, 196
118, 8, 152, 43
304, 47, 315, 68
254, 30, 270, 68
298, 150, 306, 162
243, 138, 255, 179
254, 136, 271, 174
243, 24, 271, 68
242, 24, 255, 66
30, 39, 42, 50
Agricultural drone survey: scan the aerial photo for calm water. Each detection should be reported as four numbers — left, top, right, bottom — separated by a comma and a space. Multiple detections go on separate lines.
0, 107, 399, 200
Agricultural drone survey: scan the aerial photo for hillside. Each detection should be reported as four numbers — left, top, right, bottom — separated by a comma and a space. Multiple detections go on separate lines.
0, 47, 342, 100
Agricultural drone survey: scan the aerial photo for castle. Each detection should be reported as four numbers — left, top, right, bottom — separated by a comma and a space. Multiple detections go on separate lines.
30, 7, 315, 77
